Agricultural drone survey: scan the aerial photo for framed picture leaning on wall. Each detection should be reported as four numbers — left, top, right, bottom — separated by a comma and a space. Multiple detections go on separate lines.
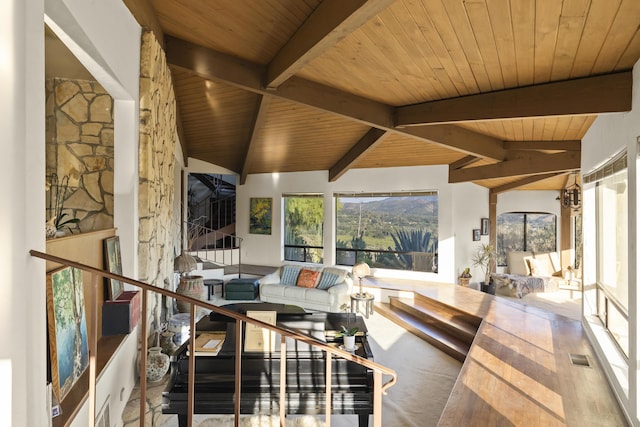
104, 236, 124, 300
46, 266, 89, 401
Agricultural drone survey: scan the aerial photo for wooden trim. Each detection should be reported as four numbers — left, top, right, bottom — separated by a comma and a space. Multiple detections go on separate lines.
489, 192, 497, 274
504, 140, 581, 151
489, 173, 564, 194
165, 36, 506, 161
395, 71, 633, 126
240, 95, 272, 185
329, 128, 388, 181
266, 0, 395, 88
449, 152, 580, 183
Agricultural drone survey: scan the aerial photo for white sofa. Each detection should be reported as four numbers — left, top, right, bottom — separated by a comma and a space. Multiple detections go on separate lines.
259, 264, 353, 312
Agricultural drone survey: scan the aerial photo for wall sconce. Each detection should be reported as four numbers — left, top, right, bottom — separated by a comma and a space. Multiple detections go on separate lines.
557, 174, 581, 210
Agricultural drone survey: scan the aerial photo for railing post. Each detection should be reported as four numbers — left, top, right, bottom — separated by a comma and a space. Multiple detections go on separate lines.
373, 370, 382, 427
188, 303, 197, 427
325, 352, 332, 427
234, 319, 243, 427
139, 289, 148, 426
88, 274, 99, 425
279, 335, 286, 427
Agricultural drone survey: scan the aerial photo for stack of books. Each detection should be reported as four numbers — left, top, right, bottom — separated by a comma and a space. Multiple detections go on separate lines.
190, 332, 226, 356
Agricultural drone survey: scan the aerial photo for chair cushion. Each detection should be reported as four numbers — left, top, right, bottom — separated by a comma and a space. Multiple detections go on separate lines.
296, 269, 320, 288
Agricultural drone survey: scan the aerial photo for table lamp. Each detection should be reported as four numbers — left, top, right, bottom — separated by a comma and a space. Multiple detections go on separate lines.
352, 262, 371, 297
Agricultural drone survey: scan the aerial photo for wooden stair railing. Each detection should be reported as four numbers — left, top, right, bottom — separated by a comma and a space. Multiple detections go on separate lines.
30, 250, 397, 427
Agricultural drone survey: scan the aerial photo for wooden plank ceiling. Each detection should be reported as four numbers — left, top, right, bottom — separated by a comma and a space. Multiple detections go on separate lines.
125, 0, 640, 190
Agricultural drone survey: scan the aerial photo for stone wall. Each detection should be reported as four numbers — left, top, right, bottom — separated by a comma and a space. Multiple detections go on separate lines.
45, 78, 114, 233
139, 30, 181, 332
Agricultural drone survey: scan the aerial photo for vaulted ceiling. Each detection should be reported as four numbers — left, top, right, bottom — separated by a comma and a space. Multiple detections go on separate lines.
124, 0, 640, 191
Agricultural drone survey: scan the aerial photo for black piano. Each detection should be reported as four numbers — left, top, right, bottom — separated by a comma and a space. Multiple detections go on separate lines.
162, 304, 374, 427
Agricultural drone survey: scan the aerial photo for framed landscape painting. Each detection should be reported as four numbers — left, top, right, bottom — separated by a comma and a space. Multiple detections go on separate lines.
46, 266, 89, 401
249, 197, 272, 235
104, 236, 124, 300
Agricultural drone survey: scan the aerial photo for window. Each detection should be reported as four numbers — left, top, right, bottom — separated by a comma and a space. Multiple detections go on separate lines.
283, 194, 324, 263
585, 152, 628, 356
334, 192, 438, 272
496, 212, 557, 266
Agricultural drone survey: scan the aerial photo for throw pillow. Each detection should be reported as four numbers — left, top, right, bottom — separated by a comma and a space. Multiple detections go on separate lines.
527, 258, 552, 277
296, 269, 320, 288
281, 265, 302, 286
316, 272, 340, 290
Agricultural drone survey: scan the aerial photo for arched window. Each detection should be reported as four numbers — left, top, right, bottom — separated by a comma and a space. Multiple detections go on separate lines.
496, 212, 557, 266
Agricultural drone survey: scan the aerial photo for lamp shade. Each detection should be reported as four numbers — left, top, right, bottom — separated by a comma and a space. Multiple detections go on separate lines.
174, 252, 197, 274
352, 262, 371, 278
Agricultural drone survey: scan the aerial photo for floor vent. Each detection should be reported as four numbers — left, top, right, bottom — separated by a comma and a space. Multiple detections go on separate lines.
569, 353, 591, 367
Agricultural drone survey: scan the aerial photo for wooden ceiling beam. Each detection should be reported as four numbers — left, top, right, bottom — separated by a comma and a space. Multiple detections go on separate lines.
164, 36, 506, 161
490, 173, 565, 194
240, 95, 272, 185
267, 0, 395, 88
396, 71, 632, 126
449, 151, 580, 183
329, 128, 388, 182
503, 140, 581, 151
449, 155, 482, 170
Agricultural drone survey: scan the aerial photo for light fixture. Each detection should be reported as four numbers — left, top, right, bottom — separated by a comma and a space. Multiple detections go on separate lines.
352, 262, 371, 297
557, 173, 581, 210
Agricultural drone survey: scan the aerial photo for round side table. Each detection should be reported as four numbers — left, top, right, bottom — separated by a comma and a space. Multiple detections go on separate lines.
350, 293, 375, 318
203, 279, 224, 300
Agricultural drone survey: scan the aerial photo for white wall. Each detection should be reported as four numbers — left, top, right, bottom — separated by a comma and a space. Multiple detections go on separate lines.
236, 166, 491, 284
453, 183, 489, 285
2, 0, 141, 425
580, 58, 640, 426
2, 1, 47, 425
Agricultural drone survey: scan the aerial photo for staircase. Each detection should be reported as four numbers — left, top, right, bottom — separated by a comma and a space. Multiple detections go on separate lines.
375, 292, 482, 362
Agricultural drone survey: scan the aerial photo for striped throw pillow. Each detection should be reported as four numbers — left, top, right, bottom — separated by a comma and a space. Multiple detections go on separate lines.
316, 272, 340, 290
281, 265, 302, 286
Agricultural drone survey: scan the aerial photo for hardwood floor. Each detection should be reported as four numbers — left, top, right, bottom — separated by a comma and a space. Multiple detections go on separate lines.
365, 278, 628, 426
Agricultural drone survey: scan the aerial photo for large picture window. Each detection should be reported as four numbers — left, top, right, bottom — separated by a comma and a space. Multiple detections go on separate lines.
335, 192, 438, 272
586, 152, 628, 356
283, 194, 324, 263
496, 212, 557, 266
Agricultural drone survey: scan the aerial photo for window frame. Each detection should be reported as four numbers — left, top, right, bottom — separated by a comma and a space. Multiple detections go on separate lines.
333, 191, 438, 272
496, 211, 557, 267
282, 193, 324, 263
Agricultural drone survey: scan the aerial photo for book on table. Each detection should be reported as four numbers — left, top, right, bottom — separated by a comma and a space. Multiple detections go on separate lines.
190, 332, 226, 356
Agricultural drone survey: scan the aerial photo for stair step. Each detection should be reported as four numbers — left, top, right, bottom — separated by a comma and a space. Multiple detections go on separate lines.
389, 297, 477, 344
375, 302, 470, 362
414, 293, 482, 328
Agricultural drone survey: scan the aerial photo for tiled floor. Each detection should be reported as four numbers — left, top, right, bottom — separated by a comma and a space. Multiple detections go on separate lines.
122, 375, 175, 427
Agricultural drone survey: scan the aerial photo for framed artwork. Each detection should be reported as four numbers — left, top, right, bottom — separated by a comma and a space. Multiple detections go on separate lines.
480, 218, 489, 235
104, 236, 124, 300
249, 197, 272, 235
472, 229, 481, 241
46, 266, 89, 401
